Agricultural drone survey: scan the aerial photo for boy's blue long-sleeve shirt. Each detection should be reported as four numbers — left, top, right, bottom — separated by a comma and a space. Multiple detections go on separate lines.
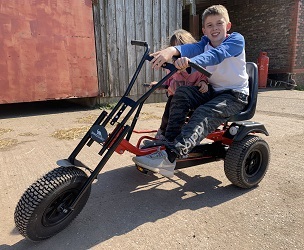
175, 32, 249, 95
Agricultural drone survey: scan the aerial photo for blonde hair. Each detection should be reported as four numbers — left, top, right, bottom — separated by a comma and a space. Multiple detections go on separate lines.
169, 29, 197, 46
202, 5, 230, 27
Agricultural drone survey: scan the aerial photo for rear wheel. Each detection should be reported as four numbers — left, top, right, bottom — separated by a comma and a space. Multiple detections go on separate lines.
224, 135, 270, 188
14, 167, 91, 241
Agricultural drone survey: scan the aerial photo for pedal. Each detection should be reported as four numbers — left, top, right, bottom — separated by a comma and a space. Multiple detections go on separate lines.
136, 165, 149, 175
142, 139, 165, 147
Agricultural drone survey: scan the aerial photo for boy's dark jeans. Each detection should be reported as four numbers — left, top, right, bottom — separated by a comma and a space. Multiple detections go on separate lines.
165, 85, 248, 157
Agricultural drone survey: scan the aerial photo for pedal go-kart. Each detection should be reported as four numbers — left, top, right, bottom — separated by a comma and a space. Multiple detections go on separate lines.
14, 41, 270, 241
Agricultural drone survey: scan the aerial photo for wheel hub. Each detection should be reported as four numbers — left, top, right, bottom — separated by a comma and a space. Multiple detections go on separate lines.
42, 189, 77, 227
245, 150, 262, 177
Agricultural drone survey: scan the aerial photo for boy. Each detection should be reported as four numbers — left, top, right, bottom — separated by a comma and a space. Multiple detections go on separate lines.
133, 5, 249, 178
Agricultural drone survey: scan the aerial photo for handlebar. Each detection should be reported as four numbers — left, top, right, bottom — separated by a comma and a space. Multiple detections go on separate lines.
142, 83, 168, 89
142, 83, 152, 87
131, 40, 212, 78
188, 61, 212, 78
131, 40, 148, 47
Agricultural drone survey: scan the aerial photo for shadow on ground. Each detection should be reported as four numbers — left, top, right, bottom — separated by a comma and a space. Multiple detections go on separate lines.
4, 165, 252, 250
0, 99, 93, 119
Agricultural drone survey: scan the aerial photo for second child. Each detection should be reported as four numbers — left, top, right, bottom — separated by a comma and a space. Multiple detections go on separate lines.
152, 29, 208, 139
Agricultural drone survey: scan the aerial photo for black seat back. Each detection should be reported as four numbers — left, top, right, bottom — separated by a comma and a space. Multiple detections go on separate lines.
228, 62, 258, 122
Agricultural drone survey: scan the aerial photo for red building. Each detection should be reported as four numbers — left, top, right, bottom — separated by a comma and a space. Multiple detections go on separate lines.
0, 0, 98, 104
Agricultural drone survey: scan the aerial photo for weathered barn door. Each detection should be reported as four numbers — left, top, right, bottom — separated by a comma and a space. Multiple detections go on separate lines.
93, 0, 182, 100
0, 0, 98, 104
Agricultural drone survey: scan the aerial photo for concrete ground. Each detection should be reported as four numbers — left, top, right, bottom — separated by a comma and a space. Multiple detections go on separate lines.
0, 88, 303, 250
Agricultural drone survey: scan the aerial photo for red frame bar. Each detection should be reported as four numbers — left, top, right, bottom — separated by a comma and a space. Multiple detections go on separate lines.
115, 128, 232, 156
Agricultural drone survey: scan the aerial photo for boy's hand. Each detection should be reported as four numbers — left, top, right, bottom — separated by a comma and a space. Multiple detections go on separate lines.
150, 47, 179, 69
195, 81, 208, 93
174, 57, 190, 71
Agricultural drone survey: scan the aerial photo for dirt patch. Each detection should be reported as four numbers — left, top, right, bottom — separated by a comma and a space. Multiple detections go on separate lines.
76, 114, 99, 124
18, 132, 39, 137
52, 126, 91, 140
0, 128, 13, 136
53, 107, 163, 142
0, 138, 18, 150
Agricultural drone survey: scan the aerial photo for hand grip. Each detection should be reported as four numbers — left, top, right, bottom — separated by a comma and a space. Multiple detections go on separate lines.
188, 61, 212, 78
131, 40, 148, 47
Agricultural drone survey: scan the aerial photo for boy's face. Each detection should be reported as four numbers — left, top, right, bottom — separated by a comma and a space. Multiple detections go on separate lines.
202, 14, 231, 47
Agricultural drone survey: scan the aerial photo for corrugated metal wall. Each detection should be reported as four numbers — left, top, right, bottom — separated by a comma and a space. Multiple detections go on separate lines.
0, 0, 98, 104
93, 0, 182, 99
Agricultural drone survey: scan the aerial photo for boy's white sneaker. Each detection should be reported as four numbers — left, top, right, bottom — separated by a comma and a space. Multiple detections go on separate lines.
132, 149, 176, 178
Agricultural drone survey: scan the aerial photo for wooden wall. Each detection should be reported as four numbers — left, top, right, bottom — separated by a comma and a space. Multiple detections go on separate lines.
93, 0, 182, 100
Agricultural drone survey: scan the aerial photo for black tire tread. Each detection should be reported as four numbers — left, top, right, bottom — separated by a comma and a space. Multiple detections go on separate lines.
14, 167, 88, 240
224, 135, 270, 188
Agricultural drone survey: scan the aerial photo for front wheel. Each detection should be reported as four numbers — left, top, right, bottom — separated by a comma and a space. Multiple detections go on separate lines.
224, 135, 270, 188
14, 166, 91, 241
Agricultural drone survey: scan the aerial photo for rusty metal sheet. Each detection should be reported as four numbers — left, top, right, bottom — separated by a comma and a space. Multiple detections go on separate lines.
0, 0, 98, 104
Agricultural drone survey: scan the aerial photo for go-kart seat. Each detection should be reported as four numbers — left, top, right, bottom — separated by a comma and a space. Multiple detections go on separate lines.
228, 62, 258, 122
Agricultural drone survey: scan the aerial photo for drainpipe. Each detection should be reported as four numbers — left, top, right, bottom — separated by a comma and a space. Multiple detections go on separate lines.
289, 0, 300, 73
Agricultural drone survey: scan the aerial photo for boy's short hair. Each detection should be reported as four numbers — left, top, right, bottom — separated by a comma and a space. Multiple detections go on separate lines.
202, 5, 230, 26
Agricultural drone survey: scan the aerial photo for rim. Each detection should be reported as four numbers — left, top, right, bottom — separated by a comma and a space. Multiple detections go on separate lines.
42, 189, 78, 227
244, 150, 262, 178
